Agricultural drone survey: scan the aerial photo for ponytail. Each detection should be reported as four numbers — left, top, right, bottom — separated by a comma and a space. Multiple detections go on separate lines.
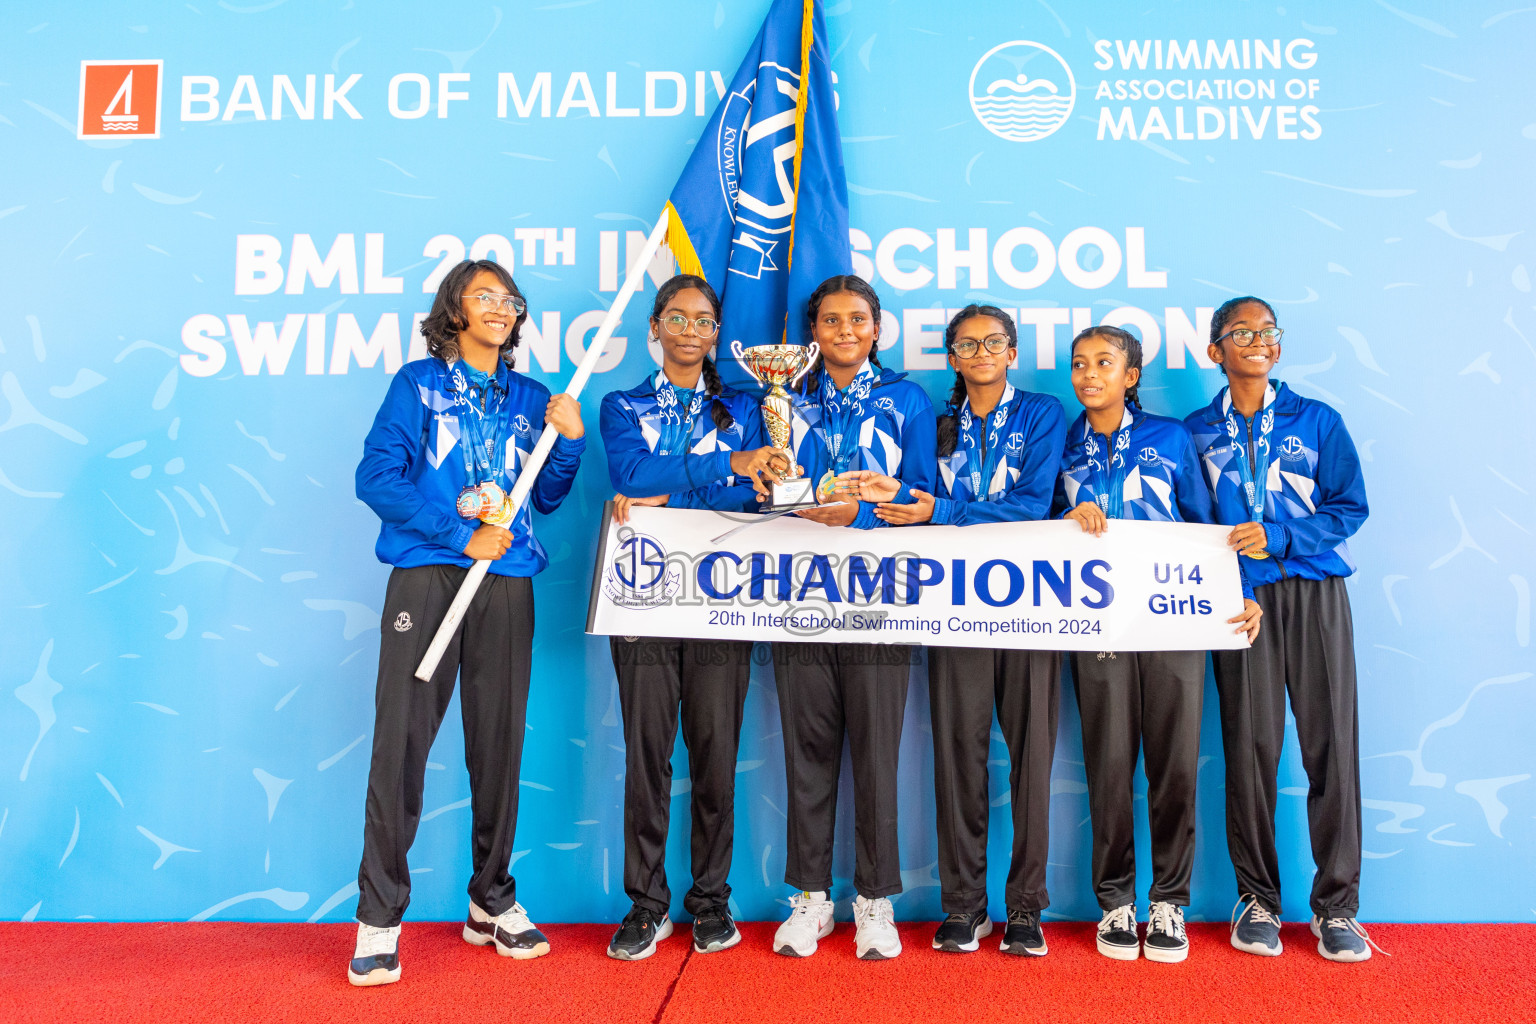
698, 355, 735, 432
935, 371, 968, 457
1071, 325, 1143, 408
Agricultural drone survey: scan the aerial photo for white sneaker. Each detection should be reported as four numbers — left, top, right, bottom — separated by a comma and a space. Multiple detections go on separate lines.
773, 890, 835, 957
463, 900, 551, 959
852, 895, 901, 960
1144, 901, 1189, 963
348, 922, 401, 987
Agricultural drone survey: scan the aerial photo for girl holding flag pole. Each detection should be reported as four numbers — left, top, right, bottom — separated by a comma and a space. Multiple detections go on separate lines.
347, 261, 585, 986
1184, 297, 1377, 962
1052, 325, 1262, 964
832, 305, 1068, 956
597, 274, 788, 960
769, 274, 936, 961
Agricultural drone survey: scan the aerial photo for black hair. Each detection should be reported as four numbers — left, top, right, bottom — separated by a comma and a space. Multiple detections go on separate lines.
420, 259, 527, 366
936, 304, 1018, 457
1070, 325, 1143, 408
1209, 295, 1279, 378
802, 274, 884, 394
651, 273, 734, 432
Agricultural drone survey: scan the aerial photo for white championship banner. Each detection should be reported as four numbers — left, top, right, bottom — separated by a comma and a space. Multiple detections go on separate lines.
587, 505, 1249, 652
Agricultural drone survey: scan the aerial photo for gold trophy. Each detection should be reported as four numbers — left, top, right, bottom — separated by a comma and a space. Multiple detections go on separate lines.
733, 339, 820, 511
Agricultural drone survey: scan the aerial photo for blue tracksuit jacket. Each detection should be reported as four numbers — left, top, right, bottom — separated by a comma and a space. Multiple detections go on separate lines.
787, 363, 937, 530
1184, 381, 1367, 586
599, 371, 767, 512
931, 382, 1067, 525
355, 357, 584, 577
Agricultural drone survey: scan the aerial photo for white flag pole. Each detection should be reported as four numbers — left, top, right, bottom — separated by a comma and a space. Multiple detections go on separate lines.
414, 206, 672, 682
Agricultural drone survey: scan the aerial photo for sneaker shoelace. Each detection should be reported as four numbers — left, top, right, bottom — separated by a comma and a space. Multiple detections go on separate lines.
1323, 916, 1390, 957
857, 898, 893, 929
494, 902, 535, 933
1099, 904, 1136, 935
356, 924, 397, 957
1231, 895, 1281, 935
1007, 908, 1038, 928
788, 893, 830, 924
1148, 902, 1185, 940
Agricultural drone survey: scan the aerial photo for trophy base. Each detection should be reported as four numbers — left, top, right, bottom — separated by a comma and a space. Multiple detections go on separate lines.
765, 476, 818, 512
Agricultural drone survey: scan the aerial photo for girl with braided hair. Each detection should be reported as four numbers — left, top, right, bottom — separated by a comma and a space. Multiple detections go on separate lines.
597, 274, 786, 960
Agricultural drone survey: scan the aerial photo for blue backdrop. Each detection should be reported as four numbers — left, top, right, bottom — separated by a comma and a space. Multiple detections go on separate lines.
2, 0, 1533, 926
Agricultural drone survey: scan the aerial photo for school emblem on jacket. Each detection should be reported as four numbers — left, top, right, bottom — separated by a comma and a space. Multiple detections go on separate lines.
876, 396, 895, 414
1138, 445, 1161, 465
1278, 434, 1307, 461
393, 612, 413, 632
603, 531, 682, 610
1005, 432, 1025, 455
512, 414, 532, 438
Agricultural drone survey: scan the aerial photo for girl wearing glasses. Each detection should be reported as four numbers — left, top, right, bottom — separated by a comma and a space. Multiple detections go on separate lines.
831, 305, 1066, 956
349, 260, 585, 986
769, 275, 937, 962
1184, 297, 1374, 963
598, 274, 787, 961
1053, 325, 1261, 965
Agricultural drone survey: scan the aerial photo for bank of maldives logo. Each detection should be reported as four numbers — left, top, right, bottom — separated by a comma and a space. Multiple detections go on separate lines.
603, 530, 682, 610
968, 42, 1075, 142
78, 60, 163, 139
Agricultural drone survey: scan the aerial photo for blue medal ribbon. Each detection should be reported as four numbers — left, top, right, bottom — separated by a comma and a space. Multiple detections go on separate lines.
1222, 383, 1276, 524
1084, 406, 1134, 520
654, 372, 707, 457
961, 384, 1014, 501
818, 362, 876, 474
452, 362, 509, 488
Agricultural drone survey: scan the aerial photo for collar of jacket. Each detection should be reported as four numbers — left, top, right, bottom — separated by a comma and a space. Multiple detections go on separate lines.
1198, 378, 1296, 425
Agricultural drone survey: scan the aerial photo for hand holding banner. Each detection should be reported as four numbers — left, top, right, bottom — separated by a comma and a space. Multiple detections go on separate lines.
590, 506, 1248, 652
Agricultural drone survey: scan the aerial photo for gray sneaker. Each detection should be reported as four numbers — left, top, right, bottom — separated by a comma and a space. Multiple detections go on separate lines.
1310, 914, 1384, 963
1230, 894, 1283, 956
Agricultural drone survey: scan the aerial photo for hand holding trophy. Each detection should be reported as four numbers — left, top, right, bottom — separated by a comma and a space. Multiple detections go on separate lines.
732, 339, 821, 511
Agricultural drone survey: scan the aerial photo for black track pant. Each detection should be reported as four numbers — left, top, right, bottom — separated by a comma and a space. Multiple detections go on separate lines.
1213, 574, 1362, 919
773, 642, 910, 899
611, 636, 752, 917
929, 647, 1060, 915
1071, 650, 1204, 911
356, 565, 533, 928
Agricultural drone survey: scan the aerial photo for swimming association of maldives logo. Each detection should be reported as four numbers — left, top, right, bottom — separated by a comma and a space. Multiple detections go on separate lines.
603, 530, 682, 610
78, 60, 163, 139
968, 41, 1075, 142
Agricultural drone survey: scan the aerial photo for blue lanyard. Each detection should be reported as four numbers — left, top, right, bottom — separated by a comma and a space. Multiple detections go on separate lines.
453, 363, 508, 487
1084, 407, 1134, 520
654, 374, 705, 456
1223, 383, 1276, 522
961, 386, 1014, 501
819, 364, 875, 473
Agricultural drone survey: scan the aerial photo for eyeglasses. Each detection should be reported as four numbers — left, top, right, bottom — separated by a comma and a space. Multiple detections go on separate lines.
1217, 327, 1283, 348
465, 292, 527, 315
659, 314, 720, 338
951, 334, 1012, 358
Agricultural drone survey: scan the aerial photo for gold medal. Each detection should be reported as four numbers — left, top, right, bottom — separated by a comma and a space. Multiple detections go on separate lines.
816, 470, 839, 504
476, 481, 506, 519
1248, 549, 1269, 559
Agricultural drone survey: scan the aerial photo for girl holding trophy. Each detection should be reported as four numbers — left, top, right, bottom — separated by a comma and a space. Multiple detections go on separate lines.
597, 274, 788, 961
1184, 297, 1376, 962
768, 275, 936, 961
348, 260, 585, 986
1053, 325, 1261, 964
833, 305, 1068, 956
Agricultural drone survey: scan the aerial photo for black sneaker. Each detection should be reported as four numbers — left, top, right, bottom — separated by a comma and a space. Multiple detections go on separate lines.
607, 904, 674, 961
1096, 904, 1139, 961
348, 923, 401, 987
1143, 901, 1189, 963
999, 908, 1047, 957
1230, 894, 1283, 956
931, 909, 992, 952
1311, 914, 1383, 963
462, 901, 551, 959
692, 905, 741, 953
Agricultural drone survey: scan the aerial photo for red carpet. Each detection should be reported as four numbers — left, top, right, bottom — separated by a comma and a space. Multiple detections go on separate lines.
1, 921, 1529, 1024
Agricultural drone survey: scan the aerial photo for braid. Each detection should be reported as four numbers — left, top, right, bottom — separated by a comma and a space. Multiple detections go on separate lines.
935, 371, 967, 457
699, 355, 735, 432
